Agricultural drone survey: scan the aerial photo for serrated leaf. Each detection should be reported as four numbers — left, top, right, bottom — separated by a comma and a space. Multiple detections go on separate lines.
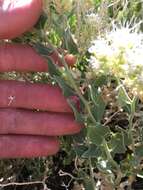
47, 57, 61, 76
110, 133, 127, 154
116, 128, 132, 146
135, 145, 143, 157
89, 85, 106, 122
52, 14, 66, 36
88, 123, 110, 146
67, 98, 84, 123
35, 13, 48, 29
131, 96, 138, 114
117, 85, 131, 113
82, 144, 102, 158
74, 145, 88, 157
91, 96, 106, 122
62, 27, 78, 54
33, 43, 54, 56
72, 128, 87, 143
54, 76, 74, 97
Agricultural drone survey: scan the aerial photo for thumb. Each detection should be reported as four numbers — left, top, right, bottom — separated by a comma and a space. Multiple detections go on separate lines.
0, 0, 43, 39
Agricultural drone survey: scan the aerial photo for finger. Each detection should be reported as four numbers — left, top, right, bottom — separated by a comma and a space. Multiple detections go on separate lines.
0, 80, 73, 112
0, 44, 76, 72
0, 109, 82, 136
0, 0, 43, 39
0, 135, 59, 158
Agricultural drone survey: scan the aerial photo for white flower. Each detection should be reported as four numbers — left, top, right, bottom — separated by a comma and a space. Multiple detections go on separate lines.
89, 56, 100, 69
128, 48, 143, 66
88, 38, 113, 58
107, 26, 143, 50
88, 22, 143, 98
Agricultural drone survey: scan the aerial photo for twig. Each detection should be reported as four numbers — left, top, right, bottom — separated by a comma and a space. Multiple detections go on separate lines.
58, 170, 82, 180
103, 110, 121, 126
0, 181, 44, 188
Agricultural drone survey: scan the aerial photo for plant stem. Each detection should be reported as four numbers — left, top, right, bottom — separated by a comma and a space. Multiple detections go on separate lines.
62, 59, 97, 123
102, 139, 122, 186
129, 96, 136, 153
42, 43, 97, 123
86, 138, 96, 190
88, 158, 96, 190
117, 81, 136, 153
129, 113, 135, 153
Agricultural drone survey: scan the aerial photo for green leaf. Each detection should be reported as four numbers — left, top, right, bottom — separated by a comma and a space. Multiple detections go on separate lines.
72, 128, 87, 143
33, 43, 54, 56
62, 27, 78, 54
82, 144, 102, 158
47, 57, 61, 76
88, 123, 110, 146
84, 178, 95, 190
35, 12, 48, 29
110, 133, 127, 154
131, 96, 138, 114
94, 75, 108, 87
135, 145, 143, 157
117, 85, 131, 113
67, 98, 84, 123
116, 128, 132, 146
91, 96, 106, 122
89, 85, 106, 122
54, 76, 74, 97
123, 132, 132, 146
74, 145, 88, 157
52, 14, 66, 36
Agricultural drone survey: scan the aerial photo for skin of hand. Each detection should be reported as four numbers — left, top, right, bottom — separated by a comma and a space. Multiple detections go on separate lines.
0, 0, 82, 158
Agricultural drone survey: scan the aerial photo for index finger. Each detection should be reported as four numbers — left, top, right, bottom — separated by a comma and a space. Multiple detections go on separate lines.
0, 0, 43, 39
0, 135, 59, 158
0, 43, 76, 72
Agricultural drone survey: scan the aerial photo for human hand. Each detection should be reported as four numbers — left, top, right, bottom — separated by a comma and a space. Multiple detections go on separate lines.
0, 0, 82, 158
